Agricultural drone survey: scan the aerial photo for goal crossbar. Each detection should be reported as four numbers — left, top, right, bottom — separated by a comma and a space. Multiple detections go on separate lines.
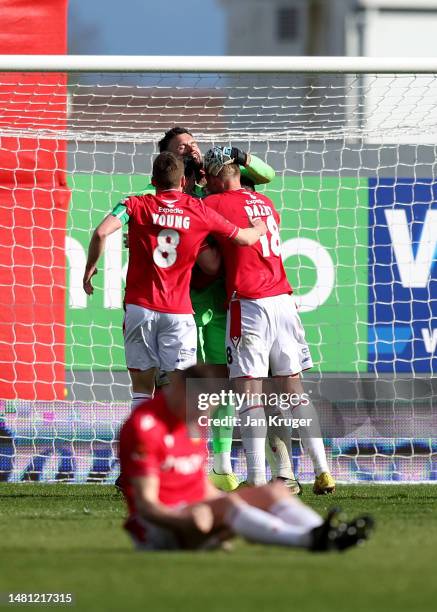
1, 55, 437, 73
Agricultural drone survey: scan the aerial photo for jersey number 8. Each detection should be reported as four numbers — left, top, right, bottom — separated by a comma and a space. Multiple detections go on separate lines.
153, 229, 180, 268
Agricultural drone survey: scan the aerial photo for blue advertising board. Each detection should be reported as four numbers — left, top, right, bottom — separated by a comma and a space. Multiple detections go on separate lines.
369, 178, 437, 373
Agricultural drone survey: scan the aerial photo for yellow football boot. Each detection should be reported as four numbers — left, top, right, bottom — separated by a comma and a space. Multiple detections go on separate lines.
209, 470, 240, 492
313, 472, 336, 495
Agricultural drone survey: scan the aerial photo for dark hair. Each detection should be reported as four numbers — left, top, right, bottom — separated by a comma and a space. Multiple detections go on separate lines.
183, 155, 197, 178
152, 152, 184, 189
183, 155, 203, 182
158, 126, 193, 153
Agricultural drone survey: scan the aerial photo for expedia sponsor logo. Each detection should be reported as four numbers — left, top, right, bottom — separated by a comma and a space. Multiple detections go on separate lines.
158, 207, 184, 214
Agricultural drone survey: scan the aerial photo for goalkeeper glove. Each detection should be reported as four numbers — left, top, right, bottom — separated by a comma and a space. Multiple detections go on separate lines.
223, 146, 247, 167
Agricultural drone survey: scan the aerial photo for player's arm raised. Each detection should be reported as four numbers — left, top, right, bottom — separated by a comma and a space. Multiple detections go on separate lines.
224, 146, 275, 185
83, 214, 122, 295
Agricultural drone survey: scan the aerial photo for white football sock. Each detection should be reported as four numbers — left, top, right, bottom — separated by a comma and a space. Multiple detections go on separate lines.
270, 498, 323, 530
265, 406, 295, 479
293, 400, 330, 477
213, 452, 233, 475
131, 393, 153, 412
225, 502, 311, 548
301, 437, 329, 477
239, 403, 267, 485
265, 439, 279, 478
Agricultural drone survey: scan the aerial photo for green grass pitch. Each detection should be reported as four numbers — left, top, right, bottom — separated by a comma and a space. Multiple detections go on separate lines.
1, 484, 436, 612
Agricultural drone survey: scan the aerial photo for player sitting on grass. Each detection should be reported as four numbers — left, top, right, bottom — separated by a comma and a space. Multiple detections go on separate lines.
202, 147, 336, 495
83, 152, 267, 411
119, 365, 374, 552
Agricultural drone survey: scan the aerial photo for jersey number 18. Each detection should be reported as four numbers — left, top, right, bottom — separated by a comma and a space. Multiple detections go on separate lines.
259, 215, 281, 257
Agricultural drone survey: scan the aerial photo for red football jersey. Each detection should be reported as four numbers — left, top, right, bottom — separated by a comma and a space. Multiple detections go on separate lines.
123, 190, 238, 314
204, 189, 292, 301
119, 392, 207, 513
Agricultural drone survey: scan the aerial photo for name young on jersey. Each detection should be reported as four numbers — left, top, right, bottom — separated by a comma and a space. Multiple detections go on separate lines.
151, 209, 191, 230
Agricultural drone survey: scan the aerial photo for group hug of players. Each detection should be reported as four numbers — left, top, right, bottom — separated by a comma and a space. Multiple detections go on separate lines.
83, 127, 374, 552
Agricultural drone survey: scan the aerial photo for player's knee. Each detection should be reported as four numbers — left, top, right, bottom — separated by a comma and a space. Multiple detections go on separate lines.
129, 368, 156, 393
223, 493, 243, 513
208, 493, 242, 525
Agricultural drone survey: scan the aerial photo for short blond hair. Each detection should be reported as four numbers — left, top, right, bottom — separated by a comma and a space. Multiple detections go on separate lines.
217, 163, 240, 180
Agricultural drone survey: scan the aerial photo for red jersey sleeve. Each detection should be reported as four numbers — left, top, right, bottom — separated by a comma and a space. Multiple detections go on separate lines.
201, 200, 238, 240
124, 195, 140, 217
127, 414, 164, 478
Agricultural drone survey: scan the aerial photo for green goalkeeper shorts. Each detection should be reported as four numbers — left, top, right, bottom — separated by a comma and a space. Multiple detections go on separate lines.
191, 279, 227, 365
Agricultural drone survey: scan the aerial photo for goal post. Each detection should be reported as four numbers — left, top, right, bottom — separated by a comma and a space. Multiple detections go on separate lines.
0, 55, 435, 483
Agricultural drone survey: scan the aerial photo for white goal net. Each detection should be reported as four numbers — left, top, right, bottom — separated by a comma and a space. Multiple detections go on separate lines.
0, 58, 435, 483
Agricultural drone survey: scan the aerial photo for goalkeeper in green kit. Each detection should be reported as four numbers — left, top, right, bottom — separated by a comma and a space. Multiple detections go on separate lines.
136, 127, 276, 492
